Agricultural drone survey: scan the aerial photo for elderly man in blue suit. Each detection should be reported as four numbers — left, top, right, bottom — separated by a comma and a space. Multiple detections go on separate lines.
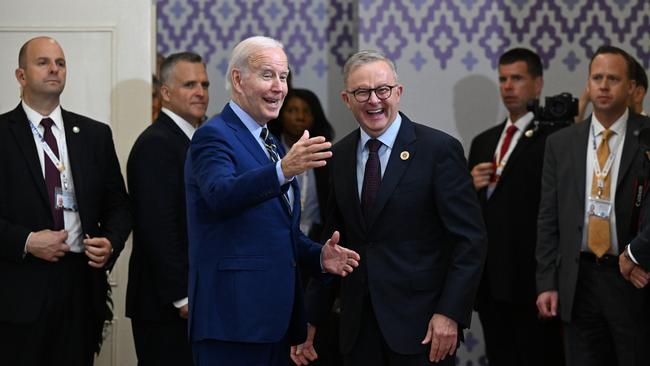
184, 36, 360, 366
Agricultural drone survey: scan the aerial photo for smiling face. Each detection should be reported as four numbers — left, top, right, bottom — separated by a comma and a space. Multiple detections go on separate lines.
231, 47, 289, 125
160, 60, 209, 126
588, 53, 635, 126
16, 37, 66, 103
341, 60, 402, 138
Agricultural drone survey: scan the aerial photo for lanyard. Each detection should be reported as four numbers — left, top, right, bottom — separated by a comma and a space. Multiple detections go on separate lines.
28, 120, 70, 191
590, 125, 620, 188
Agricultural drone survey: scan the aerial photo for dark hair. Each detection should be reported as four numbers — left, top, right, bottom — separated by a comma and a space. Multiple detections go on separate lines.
589, 45, 635, 80
498, 48, 543, 77
632, 58, 648, 90
268, 88, 335, 141
159, 52, 203, 85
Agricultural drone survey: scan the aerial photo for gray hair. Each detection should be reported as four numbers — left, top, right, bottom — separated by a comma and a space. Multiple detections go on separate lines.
342, 49, 398, 86
160, 52, 204, 85
226, 36, 284, 91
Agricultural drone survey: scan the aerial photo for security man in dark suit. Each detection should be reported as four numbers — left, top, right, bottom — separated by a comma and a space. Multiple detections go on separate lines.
468, 48, 564, 366
0, 36, 131, 365
126, 52, 209, 365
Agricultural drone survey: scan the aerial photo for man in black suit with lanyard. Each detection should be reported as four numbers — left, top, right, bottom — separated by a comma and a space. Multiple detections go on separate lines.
126, 51, 209, 365
468, 48, 564, 366
0, 36, 131, 365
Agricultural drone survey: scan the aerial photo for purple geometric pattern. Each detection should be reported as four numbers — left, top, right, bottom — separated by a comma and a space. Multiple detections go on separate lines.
157, 0, 650, 79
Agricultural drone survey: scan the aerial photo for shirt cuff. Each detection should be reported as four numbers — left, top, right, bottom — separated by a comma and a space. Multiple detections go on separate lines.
173, 297, 188, 308
627, 244, 640, 265
276, 160, 294, 185
23, 232, 34, 257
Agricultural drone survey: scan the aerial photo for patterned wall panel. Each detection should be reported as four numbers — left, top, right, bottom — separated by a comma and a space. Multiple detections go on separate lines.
157, 1, 650, 365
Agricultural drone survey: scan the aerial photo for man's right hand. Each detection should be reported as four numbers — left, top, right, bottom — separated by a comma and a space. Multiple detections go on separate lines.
281, 130, 332, 178
470, 162, 493, 190
25, 229, 70, 262
536, 290, 558, 319
179, 304, 189, 319
290, 323, 318, 365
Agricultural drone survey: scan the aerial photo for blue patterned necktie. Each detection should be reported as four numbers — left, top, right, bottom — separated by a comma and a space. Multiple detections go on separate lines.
261, 128, 292, 214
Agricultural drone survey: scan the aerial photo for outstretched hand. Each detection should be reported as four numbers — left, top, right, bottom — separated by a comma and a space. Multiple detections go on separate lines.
321, 231, 360, 277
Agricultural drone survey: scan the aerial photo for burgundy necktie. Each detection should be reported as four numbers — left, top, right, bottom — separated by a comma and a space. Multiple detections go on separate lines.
361, 139, 382, 217
41, 118, 64, 230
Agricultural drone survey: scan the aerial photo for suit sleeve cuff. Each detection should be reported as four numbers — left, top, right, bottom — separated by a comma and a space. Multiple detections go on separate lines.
276, 161, 294, 185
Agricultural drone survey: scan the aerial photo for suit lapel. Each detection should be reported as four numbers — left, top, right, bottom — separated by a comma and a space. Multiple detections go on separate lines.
222, 104, 268, 166
335, 130, 365, 231
572, 120, 590, 207
496, 121, 535, 185
8, 105, 49, 207
616, 114, 642, 188
366, 116, 416, 228
62, 110, 86, 214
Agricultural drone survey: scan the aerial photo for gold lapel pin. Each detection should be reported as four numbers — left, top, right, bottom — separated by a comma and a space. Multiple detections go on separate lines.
72, 126, 80, 133
524, 129, 533, 137
400, 151, 410, 160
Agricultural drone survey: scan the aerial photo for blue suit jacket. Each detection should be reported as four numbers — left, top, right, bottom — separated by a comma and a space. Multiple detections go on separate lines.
185, 103, 323, 345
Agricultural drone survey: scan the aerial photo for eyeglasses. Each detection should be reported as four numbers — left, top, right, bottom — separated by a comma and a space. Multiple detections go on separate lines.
346, 85, 398, 103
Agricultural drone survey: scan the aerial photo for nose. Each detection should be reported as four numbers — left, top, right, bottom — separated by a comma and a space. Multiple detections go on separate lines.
367, 89, 381, 104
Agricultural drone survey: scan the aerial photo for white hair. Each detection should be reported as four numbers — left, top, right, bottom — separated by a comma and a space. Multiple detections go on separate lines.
225, 36, 284, 91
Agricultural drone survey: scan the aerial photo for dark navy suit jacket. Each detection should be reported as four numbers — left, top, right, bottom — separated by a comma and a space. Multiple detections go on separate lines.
184, 103, 323, 348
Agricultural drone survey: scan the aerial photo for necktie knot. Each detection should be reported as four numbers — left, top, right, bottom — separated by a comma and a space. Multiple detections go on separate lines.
367, 139, 382, 154
506, 124, 518, 136
41, 118, 54, 130
601, 129, 613, 143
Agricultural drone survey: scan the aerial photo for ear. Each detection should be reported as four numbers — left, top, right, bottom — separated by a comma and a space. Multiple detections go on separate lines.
535, 77, 544, 97
231, 68, 243, 94
341, 90, 351, 109
15, 68, 26, 86
160, 83, 172, 103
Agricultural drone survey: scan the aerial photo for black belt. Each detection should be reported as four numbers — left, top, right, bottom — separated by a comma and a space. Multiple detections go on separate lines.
580, 252, 619, 268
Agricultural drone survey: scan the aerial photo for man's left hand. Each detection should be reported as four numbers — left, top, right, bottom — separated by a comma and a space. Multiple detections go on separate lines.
83, 235, 113, 268
321, 231, 360, 277
421, 313, 458, 363
629, 265, 650, 289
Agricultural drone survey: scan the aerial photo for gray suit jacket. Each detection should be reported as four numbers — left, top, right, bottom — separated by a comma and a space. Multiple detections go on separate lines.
536, 111, 650, 321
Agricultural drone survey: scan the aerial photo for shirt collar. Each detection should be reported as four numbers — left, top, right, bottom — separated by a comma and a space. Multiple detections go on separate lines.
229, 100, 266, 139
161, 107, 196, 139
507, 111, 534, 130
591, 109, 628, 137
359, 113, 402, 150
22, 100, 63, 131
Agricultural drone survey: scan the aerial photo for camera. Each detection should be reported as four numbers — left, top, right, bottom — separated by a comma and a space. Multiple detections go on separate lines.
527, 92, 578, 125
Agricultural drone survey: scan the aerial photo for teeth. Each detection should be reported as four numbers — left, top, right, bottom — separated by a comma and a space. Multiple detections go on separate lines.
367, 109, 383, 114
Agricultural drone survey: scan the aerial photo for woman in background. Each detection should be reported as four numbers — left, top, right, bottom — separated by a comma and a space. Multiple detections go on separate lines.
269, 88, 334, 241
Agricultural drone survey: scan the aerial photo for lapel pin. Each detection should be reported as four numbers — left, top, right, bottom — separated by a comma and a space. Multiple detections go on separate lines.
72, 126, 80, 133
400, 151, 410, 160
524, 129, 533, 137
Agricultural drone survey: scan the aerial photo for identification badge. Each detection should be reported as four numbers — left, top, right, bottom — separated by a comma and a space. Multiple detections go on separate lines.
587, 197, 611, 219
55, 187, 78, 212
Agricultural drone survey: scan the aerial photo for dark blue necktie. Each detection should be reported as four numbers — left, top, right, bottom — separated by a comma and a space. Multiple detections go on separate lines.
261, 128, 292, 214
361, 139, 382, 218
41, 118, 64, 230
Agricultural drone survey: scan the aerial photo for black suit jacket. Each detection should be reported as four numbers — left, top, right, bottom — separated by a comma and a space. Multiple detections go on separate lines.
468, 120, 561, 305
316, 114, 486, 355
126, 112, 190, 321
536, 111, 650, 321
0, 103, 131, 349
